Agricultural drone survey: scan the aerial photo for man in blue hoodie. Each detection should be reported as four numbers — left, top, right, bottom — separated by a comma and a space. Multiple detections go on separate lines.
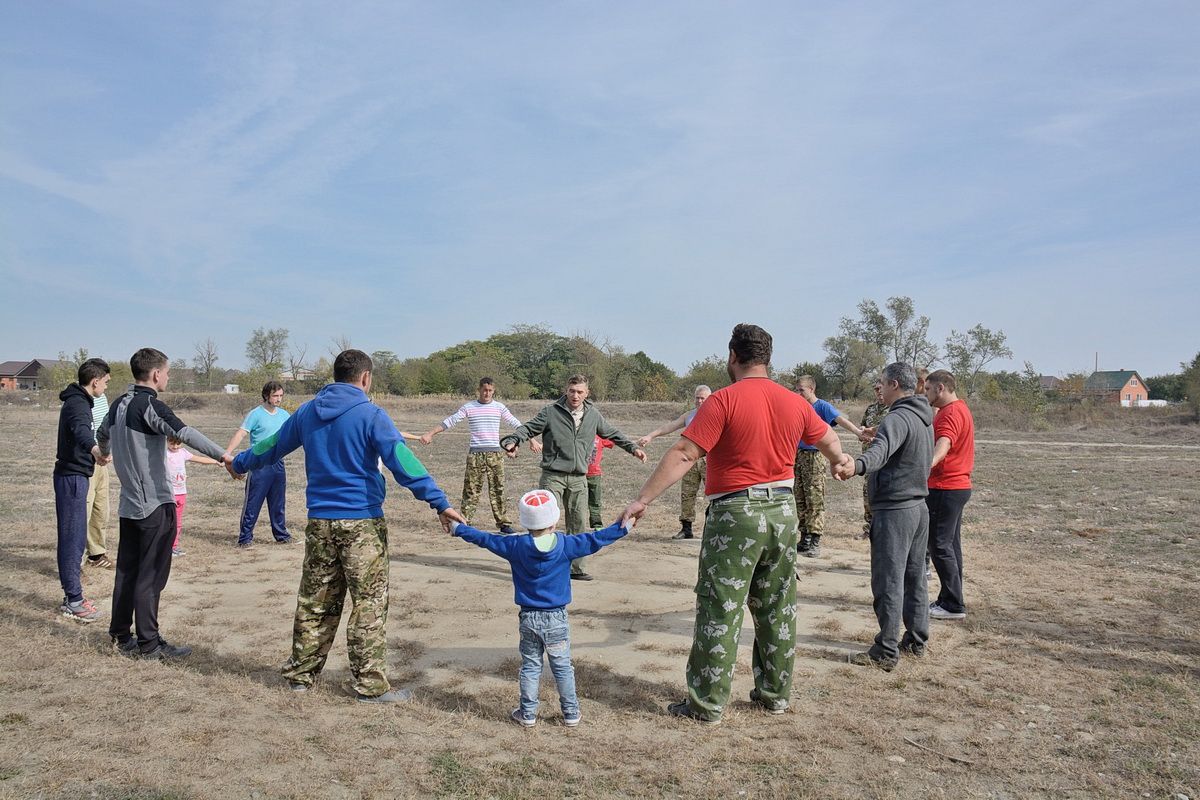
232, 350, 464, 703
834, 361, 934, 671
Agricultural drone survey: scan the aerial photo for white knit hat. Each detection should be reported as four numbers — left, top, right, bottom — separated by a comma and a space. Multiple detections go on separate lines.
519, 489, 560, 531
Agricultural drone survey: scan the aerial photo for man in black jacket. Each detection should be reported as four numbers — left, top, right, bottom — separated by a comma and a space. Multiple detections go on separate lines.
835, 361, 934, 671
53, 358, 111, 622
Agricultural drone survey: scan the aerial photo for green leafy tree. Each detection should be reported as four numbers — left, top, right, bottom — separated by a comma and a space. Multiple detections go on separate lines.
781, 362, 829, 395
840, 296, 939, 368
944, 324, 1013, 396
1182, 352, 1200, 418
245, 327, 289, 376
680, 355, 731, 395
822, 336, 885, 399
1145, 373, 1185, 402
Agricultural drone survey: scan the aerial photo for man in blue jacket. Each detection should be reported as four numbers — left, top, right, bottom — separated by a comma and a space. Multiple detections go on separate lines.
232, 350, 464, 703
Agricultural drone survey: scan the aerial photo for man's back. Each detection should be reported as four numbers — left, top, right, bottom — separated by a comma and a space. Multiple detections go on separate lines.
235, 382, 447, 520
685, 378, 828, 496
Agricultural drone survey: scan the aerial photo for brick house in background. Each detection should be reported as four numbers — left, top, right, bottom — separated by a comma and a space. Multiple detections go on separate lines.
1084, 370, 1148, 406
0, 359, 66, 390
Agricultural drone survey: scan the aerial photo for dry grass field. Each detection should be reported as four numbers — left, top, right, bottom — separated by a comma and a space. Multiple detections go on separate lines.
1, 394, 1197, 799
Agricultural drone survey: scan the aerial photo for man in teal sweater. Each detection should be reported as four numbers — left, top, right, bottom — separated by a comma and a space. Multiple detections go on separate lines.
500, 374, 645, 580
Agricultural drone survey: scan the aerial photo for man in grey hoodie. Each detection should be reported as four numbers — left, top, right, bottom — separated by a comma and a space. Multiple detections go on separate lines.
835, 361, 934, 671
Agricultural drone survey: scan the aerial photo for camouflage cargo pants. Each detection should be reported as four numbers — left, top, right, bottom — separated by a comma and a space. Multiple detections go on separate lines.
461, 451, 512, 527
862, 482, 873, 535
686, 490, 799, 721
793, 450, 826, 535
282, 517, 391, 697
679, 457, 707, 523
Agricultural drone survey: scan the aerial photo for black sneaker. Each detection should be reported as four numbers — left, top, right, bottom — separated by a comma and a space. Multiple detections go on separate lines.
671, 522, 694, 540
499, 525, 516, 535
847, 651, 896, 672
140, 638, 192, 660
112, 636, 139, 658
666, 700, 720, 725
570, 572, 594, 581
797, 532, 812, 553
898, 641, 927, 658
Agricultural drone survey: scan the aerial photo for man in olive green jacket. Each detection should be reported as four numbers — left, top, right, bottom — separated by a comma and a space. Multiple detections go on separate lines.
501, 374, 646, 580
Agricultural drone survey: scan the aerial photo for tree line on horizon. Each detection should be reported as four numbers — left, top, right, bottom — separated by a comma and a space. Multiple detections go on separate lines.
36, 296, 1200, 416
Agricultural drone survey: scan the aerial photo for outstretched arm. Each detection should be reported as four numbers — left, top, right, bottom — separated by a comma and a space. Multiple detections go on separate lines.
636, 412, 689, 447
595, 414, 646, 463
232, 414, 302, 474
501, 406, 550, 452
620, 437, 706, 524
834, 415, 864, 439
451, 522, 520, 559
561, 520, 632, 559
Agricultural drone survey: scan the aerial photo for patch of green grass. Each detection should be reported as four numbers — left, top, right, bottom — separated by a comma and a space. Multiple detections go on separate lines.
0, 713, 27, 726
0, 766, 20, 781
430, 750, 483, 798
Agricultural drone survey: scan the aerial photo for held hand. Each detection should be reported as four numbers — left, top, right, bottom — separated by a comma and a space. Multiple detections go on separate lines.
418, 433, 433, 446
636, 435, 652, 447
831, 454, 855, 481
633, 448, 647, 463
529, 439, 543, 454
222, 453, 245, 481
619, 500, 648, 527
439, 507, 466, 533
858, 426, 876, 444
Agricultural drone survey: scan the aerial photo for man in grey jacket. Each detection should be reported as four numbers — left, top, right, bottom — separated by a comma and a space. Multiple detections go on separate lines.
834, 361, 933, 671
500, 374, 646, 580
99, 347, 233, 659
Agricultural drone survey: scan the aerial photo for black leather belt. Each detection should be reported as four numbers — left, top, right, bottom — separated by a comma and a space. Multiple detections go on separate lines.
713, 486, 793, 503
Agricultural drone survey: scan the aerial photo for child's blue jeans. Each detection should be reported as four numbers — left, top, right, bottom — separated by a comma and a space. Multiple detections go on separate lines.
517, 607, 578, 718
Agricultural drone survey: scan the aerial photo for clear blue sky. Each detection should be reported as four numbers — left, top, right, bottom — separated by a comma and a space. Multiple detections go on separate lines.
2, 2, 1197, 377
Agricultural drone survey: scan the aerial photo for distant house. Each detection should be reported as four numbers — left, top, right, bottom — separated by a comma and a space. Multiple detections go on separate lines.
0, 359, 68, 390
1039, 375, 1063, 392
1084, 370, 1147, 406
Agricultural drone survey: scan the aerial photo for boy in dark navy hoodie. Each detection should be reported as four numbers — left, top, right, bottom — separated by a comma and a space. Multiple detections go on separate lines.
452, 489, 631, 727
232, 350, 464, 703
53, 358, 111, 622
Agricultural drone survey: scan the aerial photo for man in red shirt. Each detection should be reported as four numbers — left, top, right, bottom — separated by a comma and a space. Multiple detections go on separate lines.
586, 436, 614, 529
621, 324, 851, 724
924, 370, 975, 621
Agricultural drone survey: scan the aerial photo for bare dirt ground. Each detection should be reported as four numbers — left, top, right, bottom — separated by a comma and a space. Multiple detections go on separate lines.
1, 396, 1196, 799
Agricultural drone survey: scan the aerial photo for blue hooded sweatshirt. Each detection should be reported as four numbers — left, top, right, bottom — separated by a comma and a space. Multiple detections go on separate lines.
232, 382, 449, 519
452, 521, 629, 609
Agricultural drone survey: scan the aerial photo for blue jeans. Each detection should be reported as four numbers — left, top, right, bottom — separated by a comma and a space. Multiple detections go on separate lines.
54, 474, 89, 603
518, 608, 578, 718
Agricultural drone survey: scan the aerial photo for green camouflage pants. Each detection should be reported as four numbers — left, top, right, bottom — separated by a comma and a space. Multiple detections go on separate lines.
862, 482, 873, 534
793, 450, 826, 535
679, 457, 707, 523
686, 491, 799, 720
587, 474, 604, 529
539, 470, 588, 574
461, 451, 512, 527
282, 517, 391, 697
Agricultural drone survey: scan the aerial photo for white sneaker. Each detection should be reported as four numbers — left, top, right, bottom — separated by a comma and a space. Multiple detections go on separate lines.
929, 603, 966, 620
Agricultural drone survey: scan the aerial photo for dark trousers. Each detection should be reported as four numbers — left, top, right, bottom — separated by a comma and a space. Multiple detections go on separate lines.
586, 475, 603, 529
239, 461, 289, 543
926, 488, 972, 614
868, 504, 930, 662
109, 503, 176, 651
54, 474, 89, 603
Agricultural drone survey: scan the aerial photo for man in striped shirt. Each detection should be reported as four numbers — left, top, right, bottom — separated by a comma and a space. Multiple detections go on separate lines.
420, 378, 540, 533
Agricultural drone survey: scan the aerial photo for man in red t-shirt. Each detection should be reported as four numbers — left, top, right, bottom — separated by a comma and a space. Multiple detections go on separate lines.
621, 324, 851, 724
924, 370, 975, 621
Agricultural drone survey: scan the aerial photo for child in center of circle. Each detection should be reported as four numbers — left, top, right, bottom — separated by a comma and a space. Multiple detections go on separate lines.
166, 436, 219, 556
451, 489, 632, 728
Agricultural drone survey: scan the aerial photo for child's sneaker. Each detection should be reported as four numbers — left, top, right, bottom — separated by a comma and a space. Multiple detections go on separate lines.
59, 597, 103, 623
562, 710, 582, 727
172, 547, 186, 557
510, 708, 536, 727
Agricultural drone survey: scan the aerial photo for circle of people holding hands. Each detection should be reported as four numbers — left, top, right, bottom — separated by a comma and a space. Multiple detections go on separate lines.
52, 323, 973, 726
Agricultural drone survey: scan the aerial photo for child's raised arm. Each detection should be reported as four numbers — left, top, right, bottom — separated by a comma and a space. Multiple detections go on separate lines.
560, 519, 632, 560
188, 452, 220, 466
